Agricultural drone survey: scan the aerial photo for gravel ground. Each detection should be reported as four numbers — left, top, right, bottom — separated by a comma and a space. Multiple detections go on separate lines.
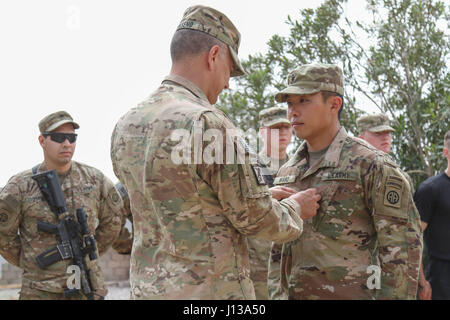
0, 282, 131, 300
0, 288, 19, 300
105, 283, 131, 300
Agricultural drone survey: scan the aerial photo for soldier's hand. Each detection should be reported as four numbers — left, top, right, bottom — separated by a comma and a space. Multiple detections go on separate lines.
270, 186, 297, 201
288, 188, 321, 220
418, 281, 432, 300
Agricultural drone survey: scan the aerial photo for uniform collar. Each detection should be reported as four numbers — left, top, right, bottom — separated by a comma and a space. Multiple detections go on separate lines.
162, 74, 209, 104
293, 127, 348, 179
320, 126, 348, 168
258, 150, 289, 166
37, 161, 74, 179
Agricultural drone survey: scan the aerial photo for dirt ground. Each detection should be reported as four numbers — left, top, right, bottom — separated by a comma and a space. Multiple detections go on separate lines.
0, 281, 131, 300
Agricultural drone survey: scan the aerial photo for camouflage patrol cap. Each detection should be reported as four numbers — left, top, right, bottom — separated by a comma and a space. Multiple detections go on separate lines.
275, 63, 344, 102
259, 106, 290, 127
38, 111, 80, 133
356, 114, 394, 134
176, 5, 245, 77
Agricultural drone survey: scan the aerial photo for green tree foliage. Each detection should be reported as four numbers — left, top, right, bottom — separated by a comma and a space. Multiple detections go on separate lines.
218, 0, 449, 183
357, 0, 450, 182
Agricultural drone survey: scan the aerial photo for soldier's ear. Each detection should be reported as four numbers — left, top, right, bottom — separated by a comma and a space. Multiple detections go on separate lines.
207, 45, 221, 71
38, 135, 45, 147
329, 95, 342, 117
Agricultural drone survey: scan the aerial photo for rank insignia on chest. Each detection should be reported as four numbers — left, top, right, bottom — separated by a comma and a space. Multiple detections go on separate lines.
274, 175, 297, 185
251, 165, 268, 185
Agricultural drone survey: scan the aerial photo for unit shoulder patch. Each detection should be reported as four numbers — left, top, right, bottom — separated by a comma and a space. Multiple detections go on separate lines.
383, 175, 404, 208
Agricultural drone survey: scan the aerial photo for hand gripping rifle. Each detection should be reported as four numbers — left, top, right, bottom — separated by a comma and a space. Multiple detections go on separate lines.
32, 169, 99, 300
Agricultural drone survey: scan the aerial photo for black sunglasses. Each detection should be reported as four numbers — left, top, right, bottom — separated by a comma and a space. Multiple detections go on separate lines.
42, 132, 78, 144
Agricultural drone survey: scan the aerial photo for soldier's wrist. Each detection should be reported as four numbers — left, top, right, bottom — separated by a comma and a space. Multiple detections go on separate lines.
280, 198, 303, 232
280, 198, 301, 216
418, 280, 428, 289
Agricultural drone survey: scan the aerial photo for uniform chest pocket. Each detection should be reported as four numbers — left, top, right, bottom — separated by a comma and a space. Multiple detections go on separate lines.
313, 171, 360, 231
312, 182, 339, 231
23, 194, 53, 221
72, 184, 98, 211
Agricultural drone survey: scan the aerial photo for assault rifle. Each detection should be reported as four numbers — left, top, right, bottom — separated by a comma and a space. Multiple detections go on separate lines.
32, 169, 99, 300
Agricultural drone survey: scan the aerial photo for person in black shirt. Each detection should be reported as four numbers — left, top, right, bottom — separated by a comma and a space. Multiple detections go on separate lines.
414, 130, 450, 300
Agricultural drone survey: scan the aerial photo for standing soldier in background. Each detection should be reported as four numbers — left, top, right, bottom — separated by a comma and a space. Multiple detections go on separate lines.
356, 114, 394, 154
357, 113, 430, 300
111, 5, 321, 300
357, 113, 417, 191
414, 130, 450, 300
248, 107, 293, 299
258, 106, 293, 179
268, 63, 423, 299
112, 182, 133, 255
0, 111, 122, 300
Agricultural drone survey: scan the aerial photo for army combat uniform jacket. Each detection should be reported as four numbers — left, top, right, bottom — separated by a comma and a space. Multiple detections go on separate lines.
112, 183, 133, 255
247, 151, 289, 300
0, 161, 122, 297
268, 128, 422, 299
110, 75, 303, 300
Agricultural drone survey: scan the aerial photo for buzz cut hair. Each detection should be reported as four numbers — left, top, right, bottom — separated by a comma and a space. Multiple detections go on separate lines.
321, 91, 344, 120
445, 130, 450, 149
170, 29, 226, 62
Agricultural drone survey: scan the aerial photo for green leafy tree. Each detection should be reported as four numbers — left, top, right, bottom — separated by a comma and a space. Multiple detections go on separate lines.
218, 0, 363, 152
218, 0, 449, 184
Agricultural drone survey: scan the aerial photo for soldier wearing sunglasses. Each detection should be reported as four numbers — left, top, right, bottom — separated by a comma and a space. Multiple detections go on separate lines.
0, 111, 123, 300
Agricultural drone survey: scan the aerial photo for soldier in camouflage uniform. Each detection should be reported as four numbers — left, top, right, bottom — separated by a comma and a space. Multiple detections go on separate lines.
267, 63, 423, 299
248, 106, 293, 299
357, 113, 417, 191
0, 111, 122, 300
357, 114, 431, 299
112, 182, 133, 255
110, 5, 321, 300
356, 114, 395, 154
258, 106, 292, 177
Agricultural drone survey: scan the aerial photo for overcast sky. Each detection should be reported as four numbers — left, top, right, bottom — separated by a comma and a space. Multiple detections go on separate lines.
0, 0, 375, 186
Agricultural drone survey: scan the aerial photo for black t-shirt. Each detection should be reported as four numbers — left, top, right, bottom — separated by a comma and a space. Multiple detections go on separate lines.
414, 172, 450, 261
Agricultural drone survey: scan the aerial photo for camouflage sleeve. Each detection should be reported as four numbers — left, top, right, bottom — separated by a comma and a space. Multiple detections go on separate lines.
0, 180, 22, 266
366, 158, 423, 299
112, 188, 133, 255
95, 177, 123, 256
195, 112, 303, 243
402, 170, 416, 194
267, 242, 288, 300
